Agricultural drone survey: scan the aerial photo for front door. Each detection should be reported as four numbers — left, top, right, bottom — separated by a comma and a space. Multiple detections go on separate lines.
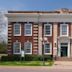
61, 46, 67, 57
60, 43, 68, 57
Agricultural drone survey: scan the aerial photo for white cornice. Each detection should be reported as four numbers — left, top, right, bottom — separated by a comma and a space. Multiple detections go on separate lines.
5, 13, 72, 22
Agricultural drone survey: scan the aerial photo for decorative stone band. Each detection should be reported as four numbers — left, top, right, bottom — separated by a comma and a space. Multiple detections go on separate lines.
33, 24, 38, 54
8, 24, 12, 55
38, 23, 42, 55
5, 13, 72, 22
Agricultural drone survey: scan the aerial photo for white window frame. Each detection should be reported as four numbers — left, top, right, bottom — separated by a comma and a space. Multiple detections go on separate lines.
60, 24, 69, 36
13, 41, 21, 54
13, 23, 21, 36
44, 43, 52, 55
44, 24, 52, 36
24, 42, 32, 54
24, 23, 32, 36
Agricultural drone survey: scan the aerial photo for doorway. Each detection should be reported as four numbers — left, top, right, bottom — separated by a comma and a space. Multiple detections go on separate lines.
60, 43, 68, 57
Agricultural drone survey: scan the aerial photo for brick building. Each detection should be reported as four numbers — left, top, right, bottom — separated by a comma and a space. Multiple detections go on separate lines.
5, 9, 72, 60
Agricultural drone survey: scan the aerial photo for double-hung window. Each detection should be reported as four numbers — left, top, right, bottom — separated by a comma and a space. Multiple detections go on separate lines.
13, 41, 21, 54
44, 24, 52, 36
24, 23, 32, 36
44, 43, 52, 54
13, 23, 21, 36
24, 42, 32, 54
60, 24, 68, 36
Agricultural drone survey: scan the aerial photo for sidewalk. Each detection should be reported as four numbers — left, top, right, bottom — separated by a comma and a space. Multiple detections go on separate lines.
54, 61, 72, 66
52, 61, 72, 69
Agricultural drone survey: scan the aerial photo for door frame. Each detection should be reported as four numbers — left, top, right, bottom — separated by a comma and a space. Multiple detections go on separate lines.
60, 44, 68, 57
58, 42, 70, 57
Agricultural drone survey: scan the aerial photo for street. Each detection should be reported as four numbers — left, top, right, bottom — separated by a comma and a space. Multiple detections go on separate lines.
0, 66, 72, 72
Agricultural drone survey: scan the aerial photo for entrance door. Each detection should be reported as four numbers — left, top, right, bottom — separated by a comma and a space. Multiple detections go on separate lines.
60, 43, 68, 57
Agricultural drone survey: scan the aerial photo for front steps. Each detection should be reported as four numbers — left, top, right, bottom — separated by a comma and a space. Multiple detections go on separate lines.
54, 61, 72, 66
55, 57, 72, 61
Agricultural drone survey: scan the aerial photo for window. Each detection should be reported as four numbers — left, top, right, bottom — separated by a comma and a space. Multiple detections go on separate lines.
44, 24, 52, 36
24, 23, 32, 36
24, 42, 32, 54
60, 24, 68, 36
13, 23, 21, 36
44, 43, 52, 54
13, 41, 21, 54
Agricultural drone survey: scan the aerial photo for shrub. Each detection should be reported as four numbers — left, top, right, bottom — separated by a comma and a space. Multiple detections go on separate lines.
24, 55, 33, 61
1, 55, 21, 61
44, 55, 53, 61
1, 55, 53, 61
1, 56, 8, 61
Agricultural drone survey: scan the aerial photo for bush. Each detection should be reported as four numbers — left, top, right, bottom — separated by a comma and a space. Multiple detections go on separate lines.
1, 56, 8, 61
43, 55, 53, 61
1, 55, 53, 61
0, 42, 7, 54
1, 55, 21, 61
24, 55, 34, 61
25, 55, 53, 61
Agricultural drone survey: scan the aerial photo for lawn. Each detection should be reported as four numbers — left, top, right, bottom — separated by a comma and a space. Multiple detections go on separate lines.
0, 61, 53, 66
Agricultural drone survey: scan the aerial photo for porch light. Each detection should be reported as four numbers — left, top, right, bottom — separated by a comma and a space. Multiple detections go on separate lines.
54, 41, 57, 47
44, 37, 48, 41
40, 37, 48, 42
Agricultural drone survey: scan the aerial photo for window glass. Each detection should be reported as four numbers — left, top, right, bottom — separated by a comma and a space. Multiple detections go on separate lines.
24, 42, 32, 54
24, 24, 32, 36
14, 23, 21, 36
44, 43, 51, 54
13, 42, 21, 54
44, 24, 52, 36
60, 24, 68, 36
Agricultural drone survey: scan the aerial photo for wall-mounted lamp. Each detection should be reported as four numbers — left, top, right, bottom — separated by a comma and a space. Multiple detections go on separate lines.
54, 41, 57, 47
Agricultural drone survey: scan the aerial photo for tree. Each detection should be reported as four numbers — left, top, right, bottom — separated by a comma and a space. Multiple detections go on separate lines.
0, 41, 7, 54
0, 11, 8, 43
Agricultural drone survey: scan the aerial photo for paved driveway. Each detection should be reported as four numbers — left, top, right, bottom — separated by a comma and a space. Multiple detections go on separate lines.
0, 66, 72, 72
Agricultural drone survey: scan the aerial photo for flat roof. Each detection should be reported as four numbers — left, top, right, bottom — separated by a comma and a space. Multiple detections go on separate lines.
8, 8, 72, 14
8, 11, 60, 13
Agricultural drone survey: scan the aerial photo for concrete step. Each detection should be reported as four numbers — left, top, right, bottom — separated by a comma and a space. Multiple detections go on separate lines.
54, 61, 72, 66
55, 57, 72, 61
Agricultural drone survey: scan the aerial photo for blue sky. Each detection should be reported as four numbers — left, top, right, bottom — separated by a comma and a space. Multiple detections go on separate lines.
0, 0, 72, 11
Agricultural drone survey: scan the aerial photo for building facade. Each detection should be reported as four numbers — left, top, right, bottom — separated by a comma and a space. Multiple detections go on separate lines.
6, 9, 72, 60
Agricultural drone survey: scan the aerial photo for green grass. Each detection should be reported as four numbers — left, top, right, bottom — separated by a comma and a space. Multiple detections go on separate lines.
0, 61, 53, 66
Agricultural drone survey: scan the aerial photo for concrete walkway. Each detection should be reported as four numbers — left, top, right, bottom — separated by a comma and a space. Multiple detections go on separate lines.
54, 61, 72, 67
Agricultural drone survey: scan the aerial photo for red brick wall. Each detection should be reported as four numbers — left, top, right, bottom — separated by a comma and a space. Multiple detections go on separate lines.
8, 22, 39, 55
42, 23, 53, 55
57, 22, 71, 36
8, 22, 71, 55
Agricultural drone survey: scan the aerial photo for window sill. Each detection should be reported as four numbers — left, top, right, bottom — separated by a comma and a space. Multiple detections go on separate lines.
44, 53, 52, 55
44, 35, 52, 36
60, 35, 69, 37
25, 53, 32, 54
14, 34, 21, 36
13, 53, 21, 54
24, 35, 32, 36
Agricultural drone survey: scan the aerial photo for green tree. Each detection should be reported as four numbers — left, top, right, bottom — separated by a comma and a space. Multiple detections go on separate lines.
0, 41, 7, 54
